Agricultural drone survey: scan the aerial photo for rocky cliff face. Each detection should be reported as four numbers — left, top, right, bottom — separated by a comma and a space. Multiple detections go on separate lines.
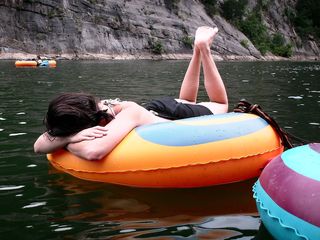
0, 0, 319, 60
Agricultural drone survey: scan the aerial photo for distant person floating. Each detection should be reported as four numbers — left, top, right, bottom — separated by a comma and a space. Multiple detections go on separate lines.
36, 55, 52, 66
15, 55, 56, 67
36, 55, 43, 66
34, 26, 228, 160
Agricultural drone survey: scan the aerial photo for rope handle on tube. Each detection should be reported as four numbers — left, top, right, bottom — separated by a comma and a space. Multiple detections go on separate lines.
233, 100, 309, 149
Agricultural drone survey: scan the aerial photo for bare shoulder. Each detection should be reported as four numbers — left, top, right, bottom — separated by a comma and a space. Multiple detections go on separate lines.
118, 101, 138, 108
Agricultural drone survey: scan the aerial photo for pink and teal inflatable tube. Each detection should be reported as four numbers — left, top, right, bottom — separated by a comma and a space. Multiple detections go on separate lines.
253, 143, 320, 240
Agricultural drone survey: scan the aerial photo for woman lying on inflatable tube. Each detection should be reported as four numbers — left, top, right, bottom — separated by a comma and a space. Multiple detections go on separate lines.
34, 26, 229, 160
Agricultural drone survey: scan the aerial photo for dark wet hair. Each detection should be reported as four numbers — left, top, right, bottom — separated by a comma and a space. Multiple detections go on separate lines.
44, 93, 114, 137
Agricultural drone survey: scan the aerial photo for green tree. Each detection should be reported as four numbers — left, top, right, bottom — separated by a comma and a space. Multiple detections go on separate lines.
270, 33, 293, 57
221, 0, 248, 22
238, 12, 270, 54
200, 0, 218, 17
294, 0, 320, 38
150, 40, 164, 54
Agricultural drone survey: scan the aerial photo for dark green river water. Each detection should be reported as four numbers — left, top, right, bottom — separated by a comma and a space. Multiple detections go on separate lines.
0, 60, 319, 239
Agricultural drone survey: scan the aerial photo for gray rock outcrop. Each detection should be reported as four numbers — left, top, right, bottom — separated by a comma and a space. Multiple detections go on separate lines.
0, 0, 318, 60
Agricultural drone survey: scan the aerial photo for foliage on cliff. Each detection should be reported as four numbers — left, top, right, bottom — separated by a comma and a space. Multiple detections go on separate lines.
201, 0, 319, 57
0, 0, 319, 59
293, 0, 320, 39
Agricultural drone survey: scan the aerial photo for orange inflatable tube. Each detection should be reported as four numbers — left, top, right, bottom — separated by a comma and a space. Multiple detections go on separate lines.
47, 113, 283, 188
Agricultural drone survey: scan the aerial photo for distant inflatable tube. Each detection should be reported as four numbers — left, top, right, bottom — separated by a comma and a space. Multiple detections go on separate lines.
15, 60, 37, 67
15, 60, 56, 67
253, 143, 320, 240
47, 112, 283, 188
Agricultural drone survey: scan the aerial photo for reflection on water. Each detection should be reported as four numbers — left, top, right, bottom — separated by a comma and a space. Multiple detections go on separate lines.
50, 176, 257, 220
0, 60, 319, 239
43, 175, 259, 239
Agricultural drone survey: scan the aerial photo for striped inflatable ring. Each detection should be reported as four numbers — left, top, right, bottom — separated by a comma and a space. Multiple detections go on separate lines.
253, 143, 320, 240
47, 112, 283, 188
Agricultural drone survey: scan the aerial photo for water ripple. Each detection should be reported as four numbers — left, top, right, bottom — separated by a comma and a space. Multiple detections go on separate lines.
9, 133, 27, 136
0, 185, 25, 191
22, 201, 47, 209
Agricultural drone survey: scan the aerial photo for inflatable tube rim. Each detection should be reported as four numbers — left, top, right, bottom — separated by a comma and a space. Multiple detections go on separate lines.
253, 182, 309, 240
49, 146, 281, 174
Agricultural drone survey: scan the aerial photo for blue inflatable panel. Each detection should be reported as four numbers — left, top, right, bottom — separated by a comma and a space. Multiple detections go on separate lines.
282, 144, 320, 181
136, 113, 269, 146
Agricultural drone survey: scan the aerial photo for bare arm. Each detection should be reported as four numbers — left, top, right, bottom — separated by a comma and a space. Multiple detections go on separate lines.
34, 133, 69, 153
67, 102, 163, 160
34, 126, 108, 154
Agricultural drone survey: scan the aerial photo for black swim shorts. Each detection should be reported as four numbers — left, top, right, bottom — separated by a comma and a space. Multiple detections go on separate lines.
144, 97, 213, 120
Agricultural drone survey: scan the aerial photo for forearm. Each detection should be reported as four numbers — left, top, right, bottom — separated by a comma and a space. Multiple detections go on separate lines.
34, 133, 69, 154
67, 129, 129, 160
67, 104, 159, 160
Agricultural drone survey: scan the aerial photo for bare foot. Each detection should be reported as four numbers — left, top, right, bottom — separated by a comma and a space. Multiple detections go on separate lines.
194, 26, 218, 51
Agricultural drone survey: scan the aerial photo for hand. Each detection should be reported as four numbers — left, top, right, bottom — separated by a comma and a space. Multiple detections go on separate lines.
69, 126, 108, 143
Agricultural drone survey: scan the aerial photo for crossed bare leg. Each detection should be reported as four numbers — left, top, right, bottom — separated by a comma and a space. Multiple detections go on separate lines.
179, 26, 228, 114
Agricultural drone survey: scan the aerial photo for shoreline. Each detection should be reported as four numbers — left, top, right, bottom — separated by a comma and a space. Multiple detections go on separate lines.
0, 52, 319, 62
